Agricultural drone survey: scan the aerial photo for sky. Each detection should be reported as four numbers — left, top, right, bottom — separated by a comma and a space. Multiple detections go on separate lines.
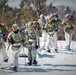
53, 0, 76, 8
7, 0, 76, 8
7, 0, 21, 8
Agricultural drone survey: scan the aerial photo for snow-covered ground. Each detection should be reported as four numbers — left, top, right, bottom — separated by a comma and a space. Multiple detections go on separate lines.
0, 41, 76, 75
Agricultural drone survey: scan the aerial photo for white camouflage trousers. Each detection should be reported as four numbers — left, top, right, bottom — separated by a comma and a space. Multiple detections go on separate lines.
0, 40, 8, 61
41, 30, 47, 49
28, 41, 37, 62
65, 31, 73, 49
45, 32, 58, 51
12, 46, 22, 67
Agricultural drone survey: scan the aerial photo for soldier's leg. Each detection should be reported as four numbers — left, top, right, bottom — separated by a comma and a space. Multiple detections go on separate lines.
43, 31, 48, 49
41, 31, 47, 49
28, 50, 32, 62
13, 47, 21, 68
53, 32, 58, 53
36, 36, 40, 48
50, 34, 58, 53
31, 46, 37, 64
1, 42, 8, 62
27, 46, 32, 65
32, 47, 36, 60
68, 32, 73, 49
65, 32, 69, 48
65, 32, 72, 50
47, 35, 52, 53
49, 35, 53, 53
45, 34, 51, 52
12, 51, 17, 71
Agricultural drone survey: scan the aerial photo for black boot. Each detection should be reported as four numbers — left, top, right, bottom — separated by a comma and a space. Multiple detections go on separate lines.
68, 46, 71, 51
47, 50, 50, 53
13, 67, 17, 72
66, 46, 71, 50
4, 59, 8, 62
32, 60, 38, 65
10, 66, 17, 72
27, 61, 32, 66
55, 49, 58, 53
68, 48, 71, 51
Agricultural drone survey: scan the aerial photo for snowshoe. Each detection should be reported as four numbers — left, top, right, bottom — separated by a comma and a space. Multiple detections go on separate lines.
55, 49, 58, 53
67, 47, 71, 51
27, 61, 32, 66
65, 46, 71, 51
32, 60, 38, 66
10, 66, 18, 72
47, 50, 50, 53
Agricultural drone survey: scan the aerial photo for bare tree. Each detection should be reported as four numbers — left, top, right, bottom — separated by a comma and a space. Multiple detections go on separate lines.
0, 0, 8, 23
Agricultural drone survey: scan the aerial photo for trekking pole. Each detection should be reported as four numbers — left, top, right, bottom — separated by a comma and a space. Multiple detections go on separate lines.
7, 43, 10, 50
71, 30, 76, 50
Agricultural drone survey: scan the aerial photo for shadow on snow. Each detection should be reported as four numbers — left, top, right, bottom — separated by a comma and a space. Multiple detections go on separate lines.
38, 54, 55, 58
43, 64, 76, 67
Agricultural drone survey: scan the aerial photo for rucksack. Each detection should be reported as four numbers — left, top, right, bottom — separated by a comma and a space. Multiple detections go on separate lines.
0, 24, 8, 41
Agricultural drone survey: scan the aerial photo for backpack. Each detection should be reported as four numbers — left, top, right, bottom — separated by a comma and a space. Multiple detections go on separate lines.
0, 24, 8, 41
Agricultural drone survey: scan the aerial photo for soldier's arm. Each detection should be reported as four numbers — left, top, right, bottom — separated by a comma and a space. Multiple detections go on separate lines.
72, 20, 76, 30
61, 19, 66, 27
1, 25, 8, 42
7, 32, 11, 42
57, 19, 62, 30
21, 31, 28, 45
44, 23, 48, 31
7, 32, 14, 44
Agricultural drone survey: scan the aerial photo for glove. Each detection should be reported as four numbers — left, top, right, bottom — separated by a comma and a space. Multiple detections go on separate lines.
55, 29, 58, 32
43, 27, 44, 30
35, 45, 38, 49
8, 37, 14, 44
3, 37, 7, 42
21, 39, 27, 47
21, 39, 25, 44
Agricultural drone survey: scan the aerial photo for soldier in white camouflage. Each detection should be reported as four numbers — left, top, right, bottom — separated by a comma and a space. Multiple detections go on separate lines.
26, 21, 38, 66
53, 13, 61, 30
0, 23, 8, 62
38, 14, 47, 50
33, 21, 42, 48
62, 14, 75, 50
45, 14, 60, 53
38, 14, 46, 30
7, 24, 26, 71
